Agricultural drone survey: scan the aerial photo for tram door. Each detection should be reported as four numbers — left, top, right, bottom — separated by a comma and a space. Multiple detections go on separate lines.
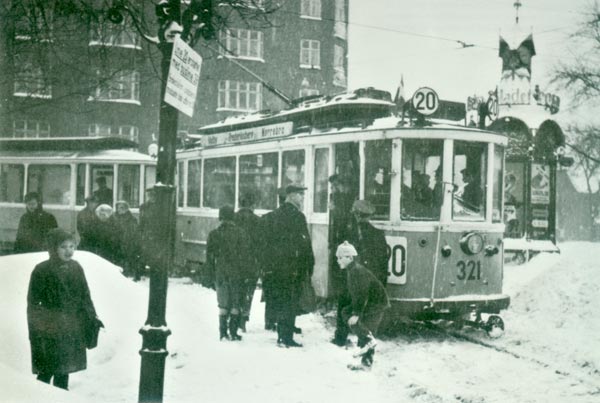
328, 142, 360, 296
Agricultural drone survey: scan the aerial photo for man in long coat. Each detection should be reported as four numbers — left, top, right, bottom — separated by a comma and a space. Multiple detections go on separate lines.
262, 184, 314, 347
14, 192, 58, 253
76, 195, 99, 252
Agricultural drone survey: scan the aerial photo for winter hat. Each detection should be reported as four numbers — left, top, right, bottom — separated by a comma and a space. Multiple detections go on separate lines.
95, 204, 113, 220
336, 241, 358, 257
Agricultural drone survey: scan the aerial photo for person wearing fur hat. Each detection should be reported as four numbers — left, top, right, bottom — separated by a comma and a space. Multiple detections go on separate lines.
205, 205, 251, 341
27, 228, 103, 390
14, 192, 58, 254
335, 241, 390, 369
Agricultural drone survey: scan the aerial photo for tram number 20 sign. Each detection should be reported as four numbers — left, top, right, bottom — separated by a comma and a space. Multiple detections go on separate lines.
411, 87, 439, 116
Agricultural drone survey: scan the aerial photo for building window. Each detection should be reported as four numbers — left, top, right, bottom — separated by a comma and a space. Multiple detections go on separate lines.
334, 0, 347, 39
333, 44, 346, 87
13, 60, 52, 98
217, 80, 262, 112
12, 120, 50, 138
219, 28, 264, 60
90, 20, 141, 48
300, 39, 320, 68
301, 0, 321, 19
92, 70, 140, 103
14, 6, 53, 41
88, 124, 139, 142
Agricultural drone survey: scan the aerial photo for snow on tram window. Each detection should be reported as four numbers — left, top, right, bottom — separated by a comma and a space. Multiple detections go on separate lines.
28, 165, 71, 205
239, 153, 278, 210
203, 157, 235, 209
0, 164, 24, 203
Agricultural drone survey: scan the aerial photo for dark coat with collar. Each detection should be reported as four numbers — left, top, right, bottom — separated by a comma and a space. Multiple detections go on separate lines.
345, 260, 390, 318
205, 220, 251, 286
14, 208, 58, 254
27, 258, 98, 375
347, 218, 389, 286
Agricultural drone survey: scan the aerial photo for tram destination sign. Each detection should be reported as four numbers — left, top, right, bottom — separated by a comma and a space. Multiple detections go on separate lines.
165, 37, 202, 117
201, 122, 294, 147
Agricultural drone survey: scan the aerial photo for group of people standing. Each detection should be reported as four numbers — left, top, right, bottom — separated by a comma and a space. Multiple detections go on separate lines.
206, 182, 390, 368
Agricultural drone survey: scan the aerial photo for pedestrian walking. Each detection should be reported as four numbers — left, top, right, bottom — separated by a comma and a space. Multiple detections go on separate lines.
335, 241, 390, 370
27, 228, 103, 390
77, 195, 100, 252
205, 205, 250, 341
14, 192, 58, 254
332, 199, 389, 347
262, 184, 315, 348
113, 200, 141, 280
234, 192, 261, 332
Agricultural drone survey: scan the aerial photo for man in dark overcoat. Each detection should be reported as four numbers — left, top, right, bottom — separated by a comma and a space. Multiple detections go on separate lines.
14, 192, 58, 253
262, 184, 314, 347
76, 195, 99, 252
332, 199, 389, 346
205, 205, 251, 341
234, 192, 261, 331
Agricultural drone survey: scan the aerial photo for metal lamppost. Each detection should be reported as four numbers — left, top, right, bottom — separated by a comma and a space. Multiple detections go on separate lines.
107, 1, 211, 402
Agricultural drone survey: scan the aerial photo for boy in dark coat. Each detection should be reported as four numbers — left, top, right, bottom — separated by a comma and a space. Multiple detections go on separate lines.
336, 241, 390, 369
27, 228, 103, 390
205, 205, 251, 341
14, 192, 58, 253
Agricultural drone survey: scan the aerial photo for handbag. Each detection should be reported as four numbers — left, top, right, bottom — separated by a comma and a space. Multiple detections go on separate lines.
297, 277, 317, 315
85, 317, 103, 349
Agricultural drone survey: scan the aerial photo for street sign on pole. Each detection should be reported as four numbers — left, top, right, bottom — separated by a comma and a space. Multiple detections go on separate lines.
164, 36, 202, 117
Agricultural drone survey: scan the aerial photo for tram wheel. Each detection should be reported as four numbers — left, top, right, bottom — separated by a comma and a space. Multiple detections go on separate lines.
485, 315, 505, 338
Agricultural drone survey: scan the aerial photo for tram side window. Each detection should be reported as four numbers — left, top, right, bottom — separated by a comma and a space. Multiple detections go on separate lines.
313, 148, 329, 213
453, 141, 487, 220
117, 165, 140, 208
76, 164, 86, 206
401, 139, 443, 220
144, 165, 156, 197
203, 157, 235, 209
239, 153, 278, 210
365, 140, 392, 220
0, 164, 24, 203
28, 165, 71, 205
187, 159, 201, 207
177, 161, 184, 208
89, 165, 115, 206
282, 150, 305, 188
492, 147, 504, 223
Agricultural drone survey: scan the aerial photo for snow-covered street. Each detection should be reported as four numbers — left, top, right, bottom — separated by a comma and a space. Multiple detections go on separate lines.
1, 242, 599, 403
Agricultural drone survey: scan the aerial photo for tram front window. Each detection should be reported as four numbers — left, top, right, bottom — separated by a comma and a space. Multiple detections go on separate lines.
401, 139, 443, 220
117, 165, 140, 208
365, 140, 392, 220
203, 157, 235, 209
239, 152, 278, 210
28, 165, 71, 205
453, 141, 487, 220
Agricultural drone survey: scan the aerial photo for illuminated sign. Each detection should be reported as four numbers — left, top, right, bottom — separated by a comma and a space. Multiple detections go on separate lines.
201, 122, 294, 147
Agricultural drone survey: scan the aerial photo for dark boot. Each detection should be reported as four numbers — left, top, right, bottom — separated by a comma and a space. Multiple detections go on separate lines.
239, 315, 249, 333
53, 374, 69, 390
219, 315, 229, 340
229, 314, 242, 341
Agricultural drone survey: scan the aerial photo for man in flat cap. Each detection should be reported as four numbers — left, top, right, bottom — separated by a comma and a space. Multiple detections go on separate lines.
332, 199, 389, 347
261, 184, 315, 347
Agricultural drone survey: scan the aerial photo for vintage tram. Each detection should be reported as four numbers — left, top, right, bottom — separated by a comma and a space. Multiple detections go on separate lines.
0, 136, 156, 253
175, 87, 509, 333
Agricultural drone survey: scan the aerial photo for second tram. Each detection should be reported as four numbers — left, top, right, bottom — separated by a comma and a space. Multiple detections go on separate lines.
175, 87, 510, 333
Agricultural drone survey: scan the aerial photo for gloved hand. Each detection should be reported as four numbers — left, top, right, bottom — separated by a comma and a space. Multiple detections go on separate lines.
347, 315, 359, 326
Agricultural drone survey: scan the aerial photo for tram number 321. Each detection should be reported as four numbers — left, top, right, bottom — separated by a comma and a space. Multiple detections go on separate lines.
456, 260, 482, 281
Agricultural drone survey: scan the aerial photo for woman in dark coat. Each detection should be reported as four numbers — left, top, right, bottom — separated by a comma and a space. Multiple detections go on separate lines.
27, 228, 102, 390
113, 200, 141, 279
14, 192, 58, 253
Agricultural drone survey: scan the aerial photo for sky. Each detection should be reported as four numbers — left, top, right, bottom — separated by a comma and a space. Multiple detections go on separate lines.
348, 0, 589, 117
1, 246, 599, 403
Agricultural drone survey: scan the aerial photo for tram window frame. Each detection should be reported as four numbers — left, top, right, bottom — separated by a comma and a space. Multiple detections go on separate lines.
76, 164, 86, 206
492, 146, 504, 223
0, 163, 25, 204
203, 156, 236, 209
89, 165, 115, 206
117, 164, 141, 208
364, 139, 392, 220
186, 159, 202, 208
281, 149, 306, 187
27, 164, 71, 206
239, 152, 279, 211
144, 165, 156, 200
400, 139, 443, 221
313, 147, 330, 213
177, 161, 185, 208
452, 141, 487, 221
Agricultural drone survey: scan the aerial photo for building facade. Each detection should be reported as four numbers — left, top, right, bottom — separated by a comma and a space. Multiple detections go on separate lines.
1, 0, 349, 152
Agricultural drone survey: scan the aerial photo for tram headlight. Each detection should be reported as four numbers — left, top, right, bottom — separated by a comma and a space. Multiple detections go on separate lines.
460, 232, 484, 255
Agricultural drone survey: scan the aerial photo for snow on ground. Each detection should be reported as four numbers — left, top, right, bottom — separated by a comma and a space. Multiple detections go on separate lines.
1, 244, 600, 403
